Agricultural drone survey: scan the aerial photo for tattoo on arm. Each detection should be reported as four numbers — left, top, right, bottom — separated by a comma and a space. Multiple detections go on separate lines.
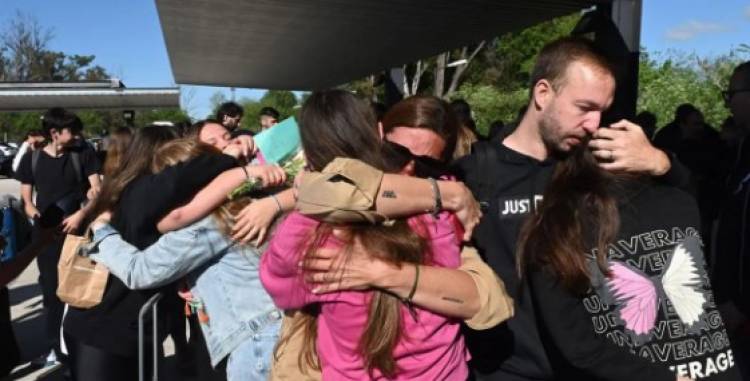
441, 296, 464, 304
382, 190, 397, 199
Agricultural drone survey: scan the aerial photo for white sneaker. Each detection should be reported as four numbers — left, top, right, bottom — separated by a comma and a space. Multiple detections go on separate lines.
30, 350, 59, 368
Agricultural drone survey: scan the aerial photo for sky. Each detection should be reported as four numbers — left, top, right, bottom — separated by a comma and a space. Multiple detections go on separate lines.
1, 0, 749, 119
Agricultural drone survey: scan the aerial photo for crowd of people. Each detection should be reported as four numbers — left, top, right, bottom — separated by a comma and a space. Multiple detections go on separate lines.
0, 36, 748, 381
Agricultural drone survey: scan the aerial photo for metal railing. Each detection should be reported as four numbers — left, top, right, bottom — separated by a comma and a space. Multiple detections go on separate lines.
138, 292, 163, 381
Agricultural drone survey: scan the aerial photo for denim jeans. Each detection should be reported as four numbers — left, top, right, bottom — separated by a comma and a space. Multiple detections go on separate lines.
226, 318, 282, 381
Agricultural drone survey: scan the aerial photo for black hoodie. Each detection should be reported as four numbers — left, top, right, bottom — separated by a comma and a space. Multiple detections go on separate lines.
528, 182, 740, 381
455, 139, 557, 380
454, 136, 692, 380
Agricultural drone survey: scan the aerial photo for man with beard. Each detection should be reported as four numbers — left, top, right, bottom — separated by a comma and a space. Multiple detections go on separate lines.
455, 37, 689, 380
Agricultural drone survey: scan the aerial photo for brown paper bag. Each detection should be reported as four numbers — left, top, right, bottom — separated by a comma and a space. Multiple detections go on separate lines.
56, 232, 108, 308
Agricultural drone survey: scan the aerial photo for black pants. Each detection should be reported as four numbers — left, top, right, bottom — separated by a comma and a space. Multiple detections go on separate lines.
64, 333, 138, 381
65, 332, 164, 381
34, 227, 65, 358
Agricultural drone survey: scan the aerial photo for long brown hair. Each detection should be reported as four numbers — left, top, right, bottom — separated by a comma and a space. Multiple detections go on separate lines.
517, 143, 619, 294
102, 127, 133, 177
289, 90, 430, 377
88, 125, 177, 223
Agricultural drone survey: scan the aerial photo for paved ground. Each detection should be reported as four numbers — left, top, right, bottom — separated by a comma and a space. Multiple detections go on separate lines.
1, 178, 184, 381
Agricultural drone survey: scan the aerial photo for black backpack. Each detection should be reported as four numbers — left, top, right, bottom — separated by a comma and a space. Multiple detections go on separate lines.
467, 139, 500, 213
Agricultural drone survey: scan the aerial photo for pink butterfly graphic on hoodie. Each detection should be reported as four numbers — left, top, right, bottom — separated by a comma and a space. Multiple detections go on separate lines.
606, 241, 707, 336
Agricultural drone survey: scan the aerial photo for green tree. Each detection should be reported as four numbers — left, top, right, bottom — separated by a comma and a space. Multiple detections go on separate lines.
1, 12, 108, 82
453, 84, 527, 135
468, 13, 581, 90
637, 49, 747, 129
339, 12, 581, 129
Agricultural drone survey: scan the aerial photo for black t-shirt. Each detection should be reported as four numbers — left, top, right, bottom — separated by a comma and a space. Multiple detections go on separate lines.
14, 146, 100, 213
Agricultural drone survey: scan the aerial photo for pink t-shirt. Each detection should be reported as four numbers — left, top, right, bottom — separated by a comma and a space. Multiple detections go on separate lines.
260, 211, 469, 380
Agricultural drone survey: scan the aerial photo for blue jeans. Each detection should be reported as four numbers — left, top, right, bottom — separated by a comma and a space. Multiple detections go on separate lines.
226, 318, 281, 381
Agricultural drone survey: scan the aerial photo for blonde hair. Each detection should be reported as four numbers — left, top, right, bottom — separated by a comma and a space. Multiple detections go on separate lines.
150, 138, 219, 173
453, 124, 478, 160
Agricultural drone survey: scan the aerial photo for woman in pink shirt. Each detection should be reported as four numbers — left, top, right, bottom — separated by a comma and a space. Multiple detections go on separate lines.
260, 90, 469, 380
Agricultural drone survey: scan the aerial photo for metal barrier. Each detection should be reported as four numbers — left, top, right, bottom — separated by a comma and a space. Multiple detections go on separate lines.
138, 292, 164, 381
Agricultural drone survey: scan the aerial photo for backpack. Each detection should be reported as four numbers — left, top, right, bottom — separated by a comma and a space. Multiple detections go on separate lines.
468, 139, 500, 213
0, 197, 31, 264
0, 205, 17, 263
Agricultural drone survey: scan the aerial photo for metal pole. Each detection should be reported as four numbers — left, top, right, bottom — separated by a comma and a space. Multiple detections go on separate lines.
611, 0, 643, 120
152, 300, 159, 381
138, 292, 163, 381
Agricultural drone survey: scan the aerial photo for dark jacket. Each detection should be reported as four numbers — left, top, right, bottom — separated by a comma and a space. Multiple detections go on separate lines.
713, 137, 750, 316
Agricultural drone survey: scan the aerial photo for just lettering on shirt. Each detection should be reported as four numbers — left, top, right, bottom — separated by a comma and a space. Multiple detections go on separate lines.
498, 195, 543, 217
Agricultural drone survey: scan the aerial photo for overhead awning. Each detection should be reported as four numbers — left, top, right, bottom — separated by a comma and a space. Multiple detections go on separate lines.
0, 80, 180, 112
156, 0, 607, 90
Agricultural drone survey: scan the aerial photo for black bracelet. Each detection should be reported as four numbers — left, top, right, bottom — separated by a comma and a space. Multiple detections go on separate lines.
403, 264, 420, 303
240, 165, 250, 180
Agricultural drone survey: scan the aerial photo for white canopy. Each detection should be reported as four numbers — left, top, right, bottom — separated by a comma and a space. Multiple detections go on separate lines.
0, 80, 180, 112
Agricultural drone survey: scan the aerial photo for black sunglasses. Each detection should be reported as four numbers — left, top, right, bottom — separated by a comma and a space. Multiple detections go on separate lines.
382, 140, 451, 178
722, 89, 750, 103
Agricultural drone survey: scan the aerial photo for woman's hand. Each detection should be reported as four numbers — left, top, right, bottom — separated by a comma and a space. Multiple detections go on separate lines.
246, 165, 287, 187
61, 210, 85, 234
231, 197, 280, 246
224, 135, 258, 161
439, 181, 482, 241
302, 236, 405, 295
24, 203, 40, 220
